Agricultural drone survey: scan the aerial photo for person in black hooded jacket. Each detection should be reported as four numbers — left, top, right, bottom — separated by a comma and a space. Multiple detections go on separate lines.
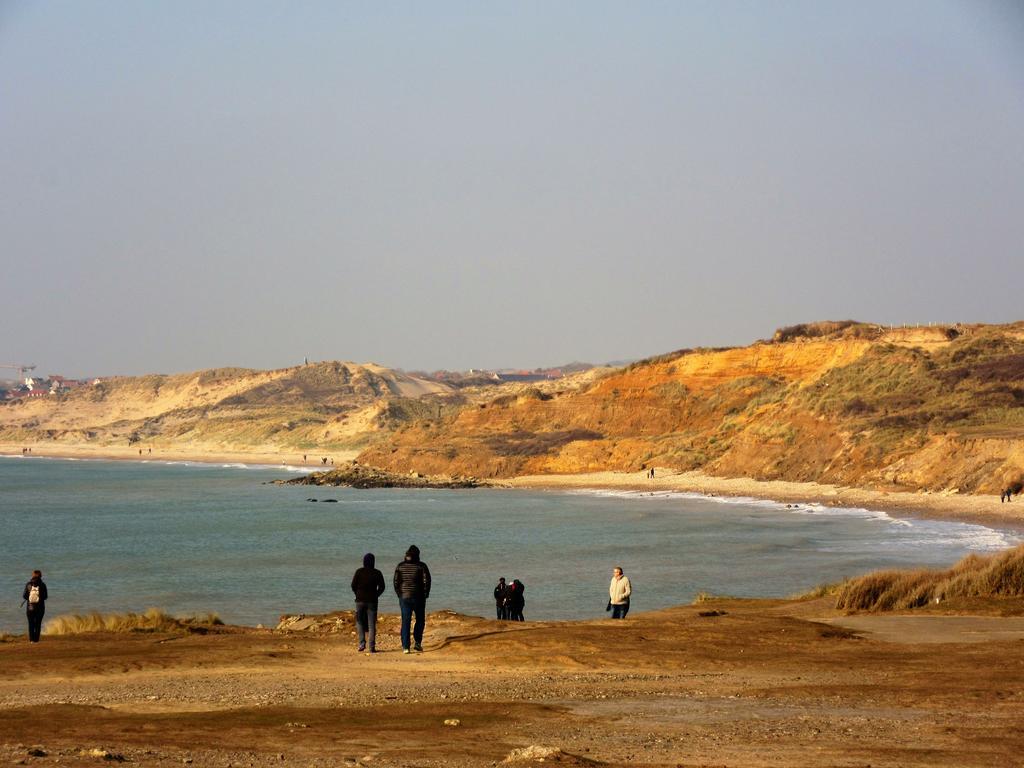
23, 570, 48, 643
394, 545, 431, 653
351, 553, 386, 652
507, 579, 525, 621
493, 577, 509, 620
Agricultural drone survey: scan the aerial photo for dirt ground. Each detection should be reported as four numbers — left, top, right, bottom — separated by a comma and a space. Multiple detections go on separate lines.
3, 600, 1024, 767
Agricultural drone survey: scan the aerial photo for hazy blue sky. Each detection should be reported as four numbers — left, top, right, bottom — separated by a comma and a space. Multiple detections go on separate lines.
2, 2, 1022, 377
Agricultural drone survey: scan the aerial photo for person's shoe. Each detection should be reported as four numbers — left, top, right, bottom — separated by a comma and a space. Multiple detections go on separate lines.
413, 644, 423, 653
357, 644, 366, 652
403, 648, 411, 654
368, 646, 376, 654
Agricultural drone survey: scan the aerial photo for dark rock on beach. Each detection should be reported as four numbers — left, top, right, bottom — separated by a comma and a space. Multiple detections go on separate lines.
276, 461, 487, 489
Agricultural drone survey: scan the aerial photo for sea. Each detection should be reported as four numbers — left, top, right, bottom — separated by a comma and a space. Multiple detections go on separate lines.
1, 456, 1020, 634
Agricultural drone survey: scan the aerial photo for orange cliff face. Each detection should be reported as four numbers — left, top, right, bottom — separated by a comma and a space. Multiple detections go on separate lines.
359, 324, 1024, 494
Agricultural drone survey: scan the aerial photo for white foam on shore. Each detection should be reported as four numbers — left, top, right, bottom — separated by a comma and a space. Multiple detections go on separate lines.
564, 488, 1021, 551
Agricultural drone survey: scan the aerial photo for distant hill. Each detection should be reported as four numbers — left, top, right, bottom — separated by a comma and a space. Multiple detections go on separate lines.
358, 322, 1024, 495
0, 361, 458, 454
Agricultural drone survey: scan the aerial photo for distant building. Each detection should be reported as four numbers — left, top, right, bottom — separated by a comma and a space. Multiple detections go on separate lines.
47, 375, 85, 394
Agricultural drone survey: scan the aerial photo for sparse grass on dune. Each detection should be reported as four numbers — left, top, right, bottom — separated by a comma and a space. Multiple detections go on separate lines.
45, 607, 224, 636
692, 591, 728, 604
792, 581, 847, 600
835, 544, 1024, 612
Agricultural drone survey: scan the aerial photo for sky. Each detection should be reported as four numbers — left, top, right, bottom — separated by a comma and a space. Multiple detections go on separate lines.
2, 1, 1023, 378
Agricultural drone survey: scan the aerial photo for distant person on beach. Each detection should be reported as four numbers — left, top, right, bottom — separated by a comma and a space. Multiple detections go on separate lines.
394, 545, 431, 653
507, 579, 525, 621
23, 570, 47, 642
493, 577, 509, 620
609, 566, 631, 619
351, 553, 386, 653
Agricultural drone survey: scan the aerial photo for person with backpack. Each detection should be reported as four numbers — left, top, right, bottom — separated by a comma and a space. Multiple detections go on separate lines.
23, 570, 48, 643
393, 545, 431, 653
351, 553, 386, 653
493, 577, 509, 620
507, 579, 526, 621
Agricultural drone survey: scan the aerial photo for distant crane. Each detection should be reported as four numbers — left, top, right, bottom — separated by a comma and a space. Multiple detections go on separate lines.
0, 363, 37, 382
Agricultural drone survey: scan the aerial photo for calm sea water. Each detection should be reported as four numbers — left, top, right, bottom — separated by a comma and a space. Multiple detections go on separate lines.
1, 456, 1019, 634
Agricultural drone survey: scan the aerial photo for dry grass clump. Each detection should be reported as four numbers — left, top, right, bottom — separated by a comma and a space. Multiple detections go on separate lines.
45, 607, 224, 636
835, 544, 1024, 612
793, 581, 847, 600
693, 591, 727, 604
771, 320, 875, 343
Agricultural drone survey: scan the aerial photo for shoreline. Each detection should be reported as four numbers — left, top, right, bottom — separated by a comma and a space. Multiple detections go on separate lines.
507, 468, 1024, 530
0, 443, 357, 470
4, 444, 1023, 530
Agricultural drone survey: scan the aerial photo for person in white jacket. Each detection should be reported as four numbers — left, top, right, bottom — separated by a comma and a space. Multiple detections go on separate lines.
609, 566, 631, 619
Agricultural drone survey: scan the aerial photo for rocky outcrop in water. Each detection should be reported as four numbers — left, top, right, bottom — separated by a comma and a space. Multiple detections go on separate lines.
275, 460, 487, 489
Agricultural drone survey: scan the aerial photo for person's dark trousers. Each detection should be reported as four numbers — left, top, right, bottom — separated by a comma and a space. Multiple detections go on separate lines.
611, 602, 629, 619
26, 606, 44, 642
495, 604, 503, 620
355, 601, 378, 650
399, 596, 426, 649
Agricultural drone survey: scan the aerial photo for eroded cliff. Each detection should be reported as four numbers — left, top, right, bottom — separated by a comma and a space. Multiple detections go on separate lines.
358, 323, 1024, 494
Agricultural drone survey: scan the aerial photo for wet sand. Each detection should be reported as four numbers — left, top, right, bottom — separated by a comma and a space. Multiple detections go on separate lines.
2, 600, 1023, 766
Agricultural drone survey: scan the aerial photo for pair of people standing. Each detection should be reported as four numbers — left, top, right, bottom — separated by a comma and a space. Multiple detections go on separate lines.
350, 545, 431, 654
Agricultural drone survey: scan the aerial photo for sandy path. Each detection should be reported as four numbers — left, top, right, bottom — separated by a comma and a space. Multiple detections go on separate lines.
824, 614, 1024, 644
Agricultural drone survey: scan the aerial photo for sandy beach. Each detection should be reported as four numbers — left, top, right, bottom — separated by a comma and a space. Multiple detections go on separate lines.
0, 443, 358, 470
5, 443, 1024, 529
509, 468, 1024, 529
